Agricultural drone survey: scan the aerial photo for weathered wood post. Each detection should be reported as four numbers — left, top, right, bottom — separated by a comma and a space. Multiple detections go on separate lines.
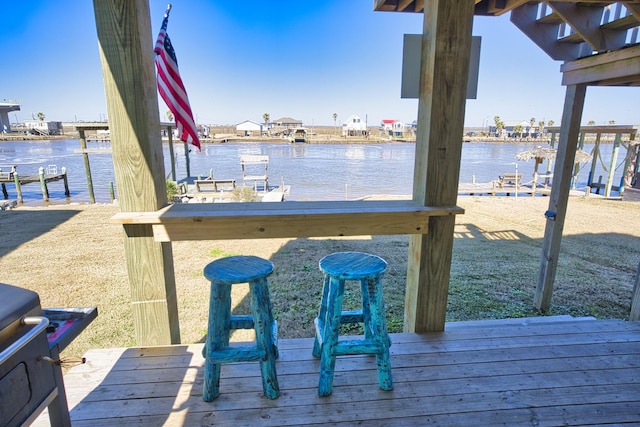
1, 183, 7, 199
184, 140, 191, 178
404, 0, 473, 333
78, 129, 96, 203
587, 132, 601, 189
93, 0, 181, 345
13, 170, 22, 202
620, 131, 636, 196
62, 167, 70, 197
38, 167, 49, 201
604, 133, 621, 197
167, 125, 176, 181
535, 84, 587, 311
572, 131, 586, 189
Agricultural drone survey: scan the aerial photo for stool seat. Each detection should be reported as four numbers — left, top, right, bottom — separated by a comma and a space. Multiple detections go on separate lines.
202, 255, 279, 401
319, 251, 387, 279
204, 255, 274, 284
313, 252, 393, 396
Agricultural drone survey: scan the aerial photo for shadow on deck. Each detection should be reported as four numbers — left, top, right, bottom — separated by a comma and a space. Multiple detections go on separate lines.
37, 316, 640, 426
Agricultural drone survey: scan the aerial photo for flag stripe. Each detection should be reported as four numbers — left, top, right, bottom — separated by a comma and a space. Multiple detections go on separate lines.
154, 16, 201, 150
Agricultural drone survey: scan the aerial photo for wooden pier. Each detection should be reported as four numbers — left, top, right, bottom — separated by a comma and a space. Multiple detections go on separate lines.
458, 181, 552, 197
0, 165, 70, 202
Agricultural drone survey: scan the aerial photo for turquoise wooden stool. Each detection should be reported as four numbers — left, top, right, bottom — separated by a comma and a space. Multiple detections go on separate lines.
202, 255, 279, 401
312, 251, 393, 396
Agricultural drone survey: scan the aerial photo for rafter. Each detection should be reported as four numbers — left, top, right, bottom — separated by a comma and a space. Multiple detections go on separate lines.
511, 3, 584, 60
549, 1, 627, 51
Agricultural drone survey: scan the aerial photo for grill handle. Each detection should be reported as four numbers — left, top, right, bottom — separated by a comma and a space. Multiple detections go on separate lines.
0, 316, 49, 365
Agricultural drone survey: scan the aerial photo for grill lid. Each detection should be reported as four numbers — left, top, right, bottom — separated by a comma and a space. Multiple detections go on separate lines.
0, 283, 41, 331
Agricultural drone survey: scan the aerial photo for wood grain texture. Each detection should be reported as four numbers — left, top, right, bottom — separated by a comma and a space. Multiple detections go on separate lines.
94, 0, 179, 345
39, 317, 640, 426
535, 84, 587, 311
406, 0, 474, 333
112, 201, 463, 241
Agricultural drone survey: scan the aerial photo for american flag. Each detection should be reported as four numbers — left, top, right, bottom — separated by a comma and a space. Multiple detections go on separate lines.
154, 12, 201, 150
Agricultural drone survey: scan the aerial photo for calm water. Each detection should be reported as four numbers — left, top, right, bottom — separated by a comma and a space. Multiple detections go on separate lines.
0, 139, 625, 205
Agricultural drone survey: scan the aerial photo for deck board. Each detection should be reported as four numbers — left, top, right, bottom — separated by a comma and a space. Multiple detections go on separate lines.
35, 317, 640, 426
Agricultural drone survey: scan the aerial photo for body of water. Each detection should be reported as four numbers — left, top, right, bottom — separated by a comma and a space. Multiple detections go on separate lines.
0, 139, 627, 205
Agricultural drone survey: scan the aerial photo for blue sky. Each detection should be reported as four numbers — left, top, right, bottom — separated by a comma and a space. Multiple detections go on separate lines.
1, 1, 637, 127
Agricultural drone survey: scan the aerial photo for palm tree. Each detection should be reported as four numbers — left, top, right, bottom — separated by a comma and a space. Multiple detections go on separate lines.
493, 115, 504, 137
548, 119, 555, 127
538, 120, 545, 136
37, 112, 45, 121
588, 120, 595, 126
263, 113, 270, 135
513, 124, 524, 139
529, 117, 536, 136
332, 113, 338, 135
609, 120, 615, 125
166, 110, 174, 122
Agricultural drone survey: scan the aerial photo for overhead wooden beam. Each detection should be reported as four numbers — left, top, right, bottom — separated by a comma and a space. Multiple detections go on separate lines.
93, 0, 181, 346
398, 0, 415, 12
535, 83, 587, 311
405, 0, 473, 333
561, 44, 640, 86
625, 2, 640, 20
487, 0, 529, 16
549, 2, 627, 51
511, 3, 584, 61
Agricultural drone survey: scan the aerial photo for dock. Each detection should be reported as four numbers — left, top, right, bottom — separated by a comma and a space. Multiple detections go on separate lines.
458, 182, 551, 197
0, 165, 70, 202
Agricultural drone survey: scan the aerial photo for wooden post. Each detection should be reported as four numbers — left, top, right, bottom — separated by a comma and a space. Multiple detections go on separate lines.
62, 167, 70, 197
109, 182, 115, 202
604, 133, 621, 197
39, 167, 49, 201
631, 259, 640, 321
13, 170, 22, 202
572, 131, 585, 189
404, 0, 473, 333
1, 183, 7, 199
620, 132, 636, 196
93, 0, 180, 345
535, 84, 587, 311
78, 129, 96, 203
184, 141, 191, 178
167, 125, 176, 181
587, 132, 601, 188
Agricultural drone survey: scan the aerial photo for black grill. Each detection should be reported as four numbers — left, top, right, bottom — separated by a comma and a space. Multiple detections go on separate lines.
0, 283, 97, 426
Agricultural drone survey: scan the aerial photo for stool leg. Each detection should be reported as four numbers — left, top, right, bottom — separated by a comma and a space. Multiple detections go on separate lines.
250, 277, 280, 399
318, 276, 344, 397
361, 278, 374, 341
203, 282, 232, 402
312, 274, 331, 358
365, 276, 393, 391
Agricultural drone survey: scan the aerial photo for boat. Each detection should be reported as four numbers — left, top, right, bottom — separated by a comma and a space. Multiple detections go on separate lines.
288, 128, 308, 143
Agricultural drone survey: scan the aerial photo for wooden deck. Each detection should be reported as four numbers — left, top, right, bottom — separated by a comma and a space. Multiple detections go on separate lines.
36, 316, 640, 426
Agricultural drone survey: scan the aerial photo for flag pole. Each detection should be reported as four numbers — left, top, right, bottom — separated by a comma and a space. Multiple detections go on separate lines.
164, 4, 172, 18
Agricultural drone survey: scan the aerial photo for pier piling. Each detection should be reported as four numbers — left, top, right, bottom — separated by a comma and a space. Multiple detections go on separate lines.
39, 167, 49, 201
13, 171, 22, 202
62, 167, 70, 196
